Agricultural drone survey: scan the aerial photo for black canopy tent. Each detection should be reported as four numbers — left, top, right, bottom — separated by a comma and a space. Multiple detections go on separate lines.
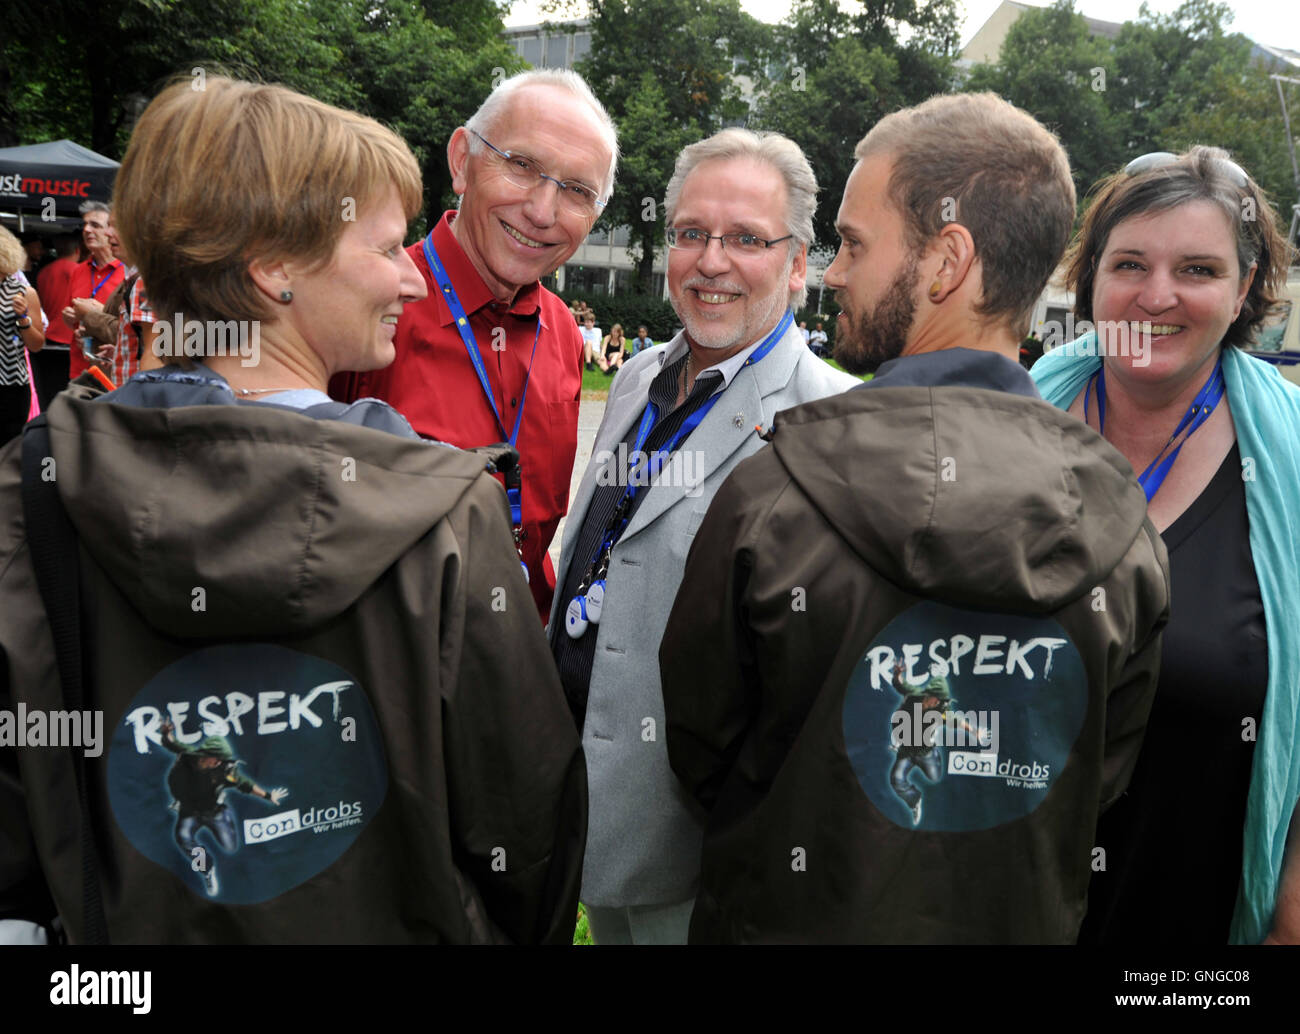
0, 140, 119, 231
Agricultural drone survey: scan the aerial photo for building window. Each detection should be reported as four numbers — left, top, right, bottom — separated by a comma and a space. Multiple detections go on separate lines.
586, 226, 609, 245
565, 265, 610, 295
613, 268, 639, 295
612, 225, 630, 246
518, 37, 542, 67
546, 34, 569, 68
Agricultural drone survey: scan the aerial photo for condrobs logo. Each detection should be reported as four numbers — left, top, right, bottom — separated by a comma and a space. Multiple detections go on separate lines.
842, 600, 1087, 832
108, 645, 387, 904
243, 801, 365, 845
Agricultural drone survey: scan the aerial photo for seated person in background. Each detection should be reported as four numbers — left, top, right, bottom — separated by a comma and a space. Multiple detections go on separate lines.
580, 311, 603, 372
630, 324, 654, 355
596, 322, 627, 374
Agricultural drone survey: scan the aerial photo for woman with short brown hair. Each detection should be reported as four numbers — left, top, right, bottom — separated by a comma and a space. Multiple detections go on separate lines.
1033, 147, 1300, 945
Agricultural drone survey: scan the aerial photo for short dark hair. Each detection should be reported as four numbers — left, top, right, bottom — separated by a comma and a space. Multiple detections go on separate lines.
855, 92, 1076, 338
1066, 146, 1291, 350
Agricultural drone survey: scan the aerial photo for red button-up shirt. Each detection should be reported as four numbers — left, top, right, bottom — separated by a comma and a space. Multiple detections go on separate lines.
66, 257, 126, 379
331, 211, 583, 620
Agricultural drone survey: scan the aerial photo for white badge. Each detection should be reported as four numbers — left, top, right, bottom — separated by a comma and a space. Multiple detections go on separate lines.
565, 595, 589, 639
585, 581, 605, 623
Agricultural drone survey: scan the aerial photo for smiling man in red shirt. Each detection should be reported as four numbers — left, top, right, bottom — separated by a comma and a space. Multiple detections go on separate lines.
333, 69, 618, 620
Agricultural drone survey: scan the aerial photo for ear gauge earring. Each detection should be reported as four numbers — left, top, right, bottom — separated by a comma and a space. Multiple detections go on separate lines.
928, 281, 942, 300
280, 289, 294, 303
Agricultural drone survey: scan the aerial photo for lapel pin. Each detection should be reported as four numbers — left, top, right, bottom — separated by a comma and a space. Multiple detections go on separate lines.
733, 412, 744, 428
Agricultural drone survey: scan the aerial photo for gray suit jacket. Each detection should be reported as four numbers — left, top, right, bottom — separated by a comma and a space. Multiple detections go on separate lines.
549, 317, 857, 907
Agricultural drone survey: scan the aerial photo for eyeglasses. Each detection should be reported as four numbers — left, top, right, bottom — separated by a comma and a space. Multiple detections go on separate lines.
1124, 151, 1250, 189
469, 129, 606, 215
665, 227, 794, 254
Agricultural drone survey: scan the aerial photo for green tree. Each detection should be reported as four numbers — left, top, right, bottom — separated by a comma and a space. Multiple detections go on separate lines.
1108, 1, 1252, 155
751, 0, 960, 248
560, 0, 765, 290
965, 0, 1122, 201
754, 35, 903, 247
575, 0, 761, 131
602, 72, 701, 291
1, 0, 521, 226
1159, 63, 1299, 234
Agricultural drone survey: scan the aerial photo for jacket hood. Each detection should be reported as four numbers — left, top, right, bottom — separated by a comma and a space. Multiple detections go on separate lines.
769, 383, 1151, 612
43, 386, 492, 639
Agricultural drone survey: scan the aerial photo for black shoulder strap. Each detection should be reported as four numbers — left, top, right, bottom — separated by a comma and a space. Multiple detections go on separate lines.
19, 417, 110, 945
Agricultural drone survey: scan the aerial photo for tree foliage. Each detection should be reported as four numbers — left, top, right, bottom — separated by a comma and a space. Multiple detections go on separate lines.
749, 0, 961, 248
565, 0, 766, 291
966, 0, 1299, 231
0, 0, 522, 226
965, 0, 1121, 204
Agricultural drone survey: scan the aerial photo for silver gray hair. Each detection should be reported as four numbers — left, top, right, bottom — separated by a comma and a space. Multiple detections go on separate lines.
664, 128, 816, 310
464, 69, 619, 201
79, 200, 110, 217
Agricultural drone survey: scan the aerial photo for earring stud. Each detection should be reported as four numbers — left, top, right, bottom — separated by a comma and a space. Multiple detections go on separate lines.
280, 289, 293, 303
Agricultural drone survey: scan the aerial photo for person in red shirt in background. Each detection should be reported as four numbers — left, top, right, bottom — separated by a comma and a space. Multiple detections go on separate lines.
332, 69, 619, 620
62, 201, 125, 382
74, 212, 160, 387
33, 233, 81, 410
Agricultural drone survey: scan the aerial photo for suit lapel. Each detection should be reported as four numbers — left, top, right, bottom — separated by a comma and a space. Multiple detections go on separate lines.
620, 320, 804, 542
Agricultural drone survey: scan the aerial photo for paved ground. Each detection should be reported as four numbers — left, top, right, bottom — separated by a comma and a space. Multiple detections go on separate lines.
550, 396, 605, 570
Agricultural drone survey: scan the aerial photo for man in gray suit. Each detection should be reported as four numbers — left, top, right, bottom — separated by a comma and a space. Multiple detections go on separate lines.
549, 128, 857, 944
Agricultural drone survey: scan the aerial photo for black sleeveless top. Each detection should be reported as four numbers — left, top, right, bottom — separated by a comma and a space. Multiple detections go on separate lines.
1079, 444, 1269, 944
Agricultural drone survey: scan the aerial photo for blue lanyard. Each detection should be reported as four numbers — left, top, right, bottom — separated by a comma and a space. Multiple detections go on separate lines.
589, 308, 793, 564
89, 263, 115, 299
423, 232, 541, 530
1085, 357, 1225, 502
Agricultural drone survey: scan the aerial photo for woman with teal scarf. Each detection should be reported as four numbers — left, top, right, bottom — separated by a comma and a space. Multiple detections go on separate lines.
1032, 147, 1299, 945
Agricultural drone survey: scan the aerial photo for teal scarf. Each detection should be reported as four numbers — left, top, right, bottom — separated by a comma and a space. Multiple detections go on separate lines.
1032, 336, 1300, 943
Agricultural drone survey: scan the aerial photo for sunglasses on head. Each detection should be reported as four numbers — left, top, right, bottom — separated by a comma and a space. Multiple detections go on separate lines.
1123, 151, 1250, 189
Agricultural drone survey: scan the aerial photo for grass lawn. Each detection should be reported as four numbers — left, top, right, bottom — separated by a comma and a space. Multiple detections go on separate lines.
581, 363, 620, 397
580, 355, 866, 401
573, 904, 593, 945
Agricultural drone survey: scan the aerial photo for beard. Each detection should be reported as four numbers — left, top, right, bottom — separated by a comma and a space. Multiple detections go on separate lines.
671, 250, 795, 354
833, 254, 920, 375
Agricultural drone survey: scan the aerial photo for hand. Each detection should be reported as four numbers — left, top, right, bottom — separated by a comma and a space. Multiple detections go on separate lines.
269, 787, 289, 806
11, 292, 28, 319
62, 305, 78, 329
72, 297, 104, 320
160, 719, 173, 736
